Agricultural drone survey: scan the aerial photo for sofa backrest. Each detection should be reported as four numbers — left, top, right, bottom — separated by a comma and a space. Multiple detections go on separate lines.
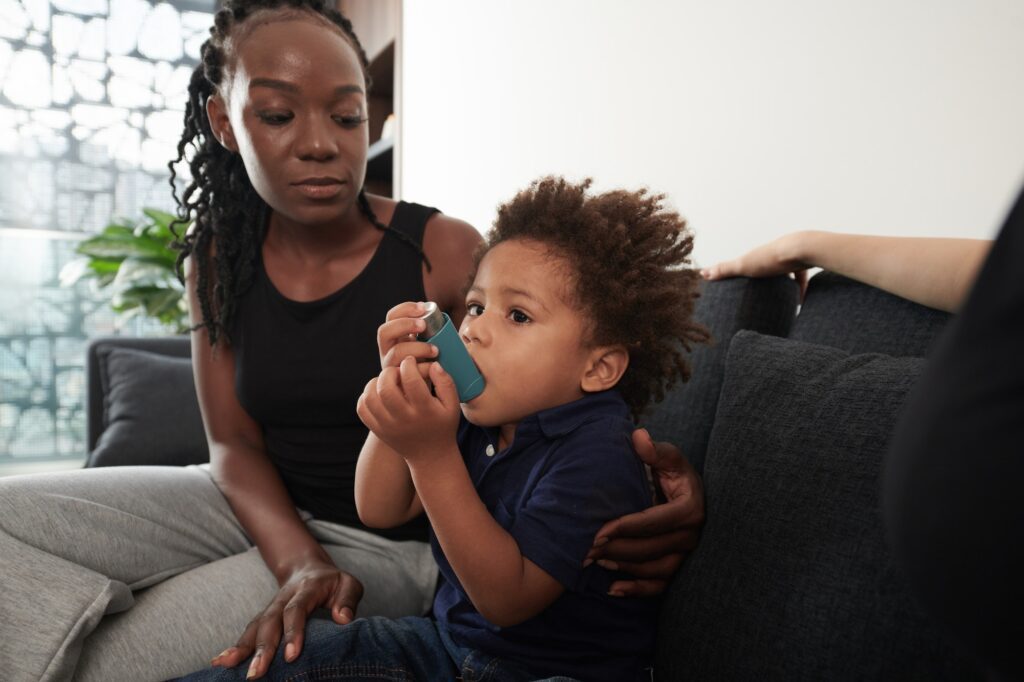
643, 272, 953, 475
86, 335, 192, 459
643, 275, 799, 475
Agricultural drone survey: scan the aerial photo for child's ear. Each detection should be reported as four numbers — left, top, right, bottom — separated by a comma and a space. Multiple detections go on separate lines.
206, 94, 239, 152
580, 345, 629, 393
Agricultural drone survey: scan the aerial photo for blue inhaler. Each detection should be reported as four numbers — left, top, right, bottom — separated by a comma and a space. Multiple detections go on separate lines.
417, 302, 485, 402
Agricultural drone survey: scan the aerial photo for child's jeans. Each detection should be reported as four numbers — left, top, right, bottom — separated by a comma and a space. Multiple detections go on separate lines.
174, 615, 577, 681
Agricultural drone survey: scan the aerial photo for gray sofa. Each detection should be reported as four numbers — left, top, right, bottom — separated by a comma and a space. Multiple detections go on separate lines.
84, 273, 982, 680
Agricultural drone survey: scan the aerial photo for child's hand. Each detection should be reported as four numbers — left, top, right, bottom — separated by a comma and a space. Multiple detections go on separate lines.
357, 356, 461, 460
377, 301, 439, 379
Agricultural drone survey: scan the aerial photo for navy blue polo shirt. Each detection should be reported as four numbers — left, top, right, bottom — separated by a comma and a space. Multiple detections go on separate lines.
431, 390, 658, 682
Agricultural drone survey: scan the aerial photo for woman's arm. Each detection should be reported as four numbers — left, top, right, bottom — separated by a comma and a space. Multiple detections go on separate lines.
585, 430, 704, 597
185, 256, 361, 678
703, 231, 993, 313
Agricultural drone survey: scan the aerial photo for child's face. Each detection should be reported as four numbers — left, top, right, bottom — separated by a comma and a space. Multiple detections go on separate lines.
458, 239, 596, 429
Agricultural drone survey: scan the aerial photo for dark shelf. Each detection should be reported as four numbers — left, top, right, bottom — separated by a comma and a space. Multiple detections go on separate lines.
366, 136, 393, 182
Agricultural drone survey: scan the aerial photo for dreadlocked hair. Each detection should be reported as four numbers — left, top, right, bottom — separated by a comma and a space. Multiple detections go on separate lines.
169, 0, 427, 346
480, 176, 711, 419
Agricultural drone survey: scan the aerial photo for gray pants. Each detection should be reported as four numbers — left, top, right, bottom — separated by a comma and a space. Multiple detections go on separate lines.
0, 465, 437, 682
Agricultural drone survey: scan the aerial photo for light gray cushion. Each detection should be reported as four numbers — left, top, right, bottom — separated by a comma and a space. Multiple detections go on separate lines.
88, 347, 208, 467
655, 331, 980, 681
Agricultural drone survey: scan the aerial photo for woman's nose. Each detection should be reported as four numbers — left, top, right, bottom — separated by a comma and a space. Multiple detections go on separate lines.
295, 116, 339, 160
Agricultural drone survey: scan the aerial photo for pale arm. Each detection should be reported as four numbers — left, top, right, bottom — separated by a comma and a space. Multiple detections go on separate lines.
703, 231, 992, 313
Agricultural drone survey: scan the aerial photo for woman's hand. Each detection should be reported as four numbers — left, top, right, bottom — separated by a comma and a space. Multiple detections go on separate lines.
358, 357, 461, 463
586, 429, 704, 597
210, 559, 364, 679
378, 301, 439, 379
701, 231, 814, 299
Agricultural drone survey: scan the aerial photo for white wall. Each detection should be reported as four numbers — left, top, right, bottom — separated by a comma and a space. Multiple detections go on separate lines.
400, 0, 1024, 266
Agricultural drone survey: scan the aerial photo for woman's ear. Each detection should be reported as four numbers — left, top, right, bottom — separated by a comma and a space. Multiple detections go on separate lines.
206, 94, 238, 152
580, 345, 629, 393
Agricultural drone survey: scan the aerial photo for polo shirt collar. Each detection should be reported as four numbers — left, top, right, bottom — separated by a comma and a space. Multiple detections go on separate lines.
525, 390, 630, 440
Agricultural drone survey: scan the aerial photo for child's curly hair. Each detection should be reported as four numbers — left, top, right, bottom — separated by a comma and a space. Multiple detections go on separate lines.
479, 176, 710, 418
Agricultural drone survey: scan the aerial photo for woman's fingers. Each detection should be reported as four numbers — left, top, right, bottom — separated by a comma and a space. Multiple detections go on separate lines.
594, 549, 684, 581
211, 617, 259, 668
329, 571, 364, 625
280, 590, 317, 664
245, 612, 285, 680
606, 577, 670, 599
589, 529, 694, 564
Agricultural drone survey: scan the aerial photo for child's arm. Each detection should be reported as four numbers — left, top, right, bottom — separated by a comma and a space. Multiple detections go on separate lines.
353, 421, 422, 528
361, 358, 564, 627
354, 301, 439, 528
410, 442, 565, 626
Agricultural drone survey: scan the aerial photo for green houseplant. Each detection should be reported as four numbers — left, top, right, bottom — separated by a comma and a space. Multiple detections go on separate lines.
60, 208, 190, 333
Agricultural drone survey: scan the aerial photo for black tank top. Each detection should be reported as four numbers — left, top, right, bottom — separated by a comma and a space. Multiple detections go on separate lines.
232, 202, 437, 542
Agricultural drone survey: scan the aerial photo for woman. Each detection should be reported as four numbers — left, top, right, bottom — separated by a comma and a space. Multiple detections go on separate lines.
0, 3, 702, 681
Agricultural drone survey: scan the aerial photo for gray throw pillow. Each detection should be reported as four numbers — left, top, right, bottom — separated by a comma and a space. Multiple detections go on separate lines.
88, 347, 209, 467
655, 331, 980, 681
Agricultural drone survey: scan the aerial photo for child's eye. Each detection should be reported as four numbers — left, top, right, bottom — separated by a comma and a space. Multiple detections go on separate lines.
333, 114, 367, 129
509, 309, 531, 324
466, 302, 484, 317
256, 111, 293, 125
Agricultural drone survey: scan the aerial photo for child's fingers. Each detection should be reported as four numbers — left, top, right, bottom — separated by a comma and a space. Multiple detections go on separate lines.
355, 388, 382, 433
429, 361, 460, 411
378, 316, 425, 348
376, 366, 409, 414
384, 300, 428, 322
399, 355, 431, 402
380, 341, 438, 369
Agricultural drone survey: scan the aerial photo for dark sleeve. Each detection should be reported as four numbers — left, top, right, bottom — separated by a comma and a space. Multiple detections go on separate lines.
883, 187, 1024, 681
508, 424, 651, 591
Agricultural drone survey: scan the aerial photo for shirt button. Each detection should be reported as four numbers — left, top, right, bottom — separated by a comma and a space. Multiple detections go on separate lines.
485, 444, 495, 457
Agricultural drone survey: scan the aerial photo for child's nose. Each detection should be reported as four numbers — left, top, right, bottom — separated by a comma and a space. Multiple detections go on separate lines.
460, 314, 489, 346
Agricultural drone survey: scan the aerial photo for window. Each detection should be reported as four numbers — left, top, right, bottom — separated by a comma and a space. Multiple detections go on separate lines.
0, 0, 215, 468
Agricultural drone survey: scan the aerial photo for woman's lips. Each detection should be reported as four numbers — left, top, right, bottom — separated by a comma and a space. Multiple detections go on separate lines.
292, 178, 344, 199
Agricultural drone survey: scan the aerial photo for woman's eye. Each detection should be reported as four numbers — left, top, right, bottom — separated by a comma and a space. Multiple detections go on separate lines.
334, 115, 367, 129
466, 303, 483, 316
509, 309, 531, 324
256, 111, 293, 125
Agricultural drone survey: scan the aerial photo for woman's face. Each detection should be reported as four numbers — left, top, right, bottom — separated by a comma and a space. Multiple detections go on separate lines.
207, 16, 369, 229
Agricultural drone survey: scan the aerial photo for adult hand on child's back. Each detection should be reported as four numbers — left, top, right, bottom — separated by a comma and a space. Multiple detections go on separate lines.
586, 428, 704, 598
211, 560, 363, 679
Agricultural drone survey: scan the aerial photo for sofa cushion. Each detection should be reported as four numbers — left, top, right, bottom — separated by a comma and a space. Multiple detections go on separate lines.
655, 331, 980, 680
642, 276, 798, 475
87, 347, 209, 467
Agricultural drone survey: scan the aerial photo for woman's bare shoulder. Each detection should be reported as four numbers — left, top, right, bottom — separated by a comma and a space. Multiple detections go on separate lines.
423, 212, 484, 315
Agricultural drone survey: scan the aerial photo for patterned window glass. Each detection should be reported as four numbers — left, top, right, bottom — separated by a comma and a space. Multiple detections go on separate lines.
0, 0, 216, 467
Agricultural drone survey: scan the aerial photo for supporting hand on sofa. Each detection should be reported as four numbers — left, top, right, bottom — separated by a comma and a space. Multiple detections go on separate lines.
585, 429, 704, 597
701, 230, 992, 312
